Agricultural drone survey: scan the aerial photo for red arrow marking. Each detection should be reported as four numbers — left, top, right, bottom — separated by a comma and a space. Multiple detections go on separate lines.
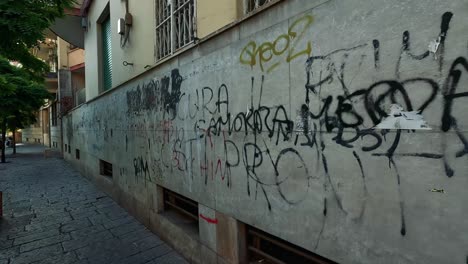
199, 213, 218, 224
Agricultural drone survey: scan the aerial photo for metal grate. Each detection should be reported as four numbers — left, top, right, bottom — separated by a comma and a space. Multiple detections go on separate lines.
100, 159, 113, 177
163, 188, 198, 222
247, 226, 336, 264
155, 0, 195, 61
245, 0, 275, 14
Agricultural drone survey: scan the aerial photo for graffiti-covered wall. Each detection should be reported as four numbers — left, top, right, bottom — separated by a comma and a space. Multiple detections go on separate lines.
63, 0, 468, 263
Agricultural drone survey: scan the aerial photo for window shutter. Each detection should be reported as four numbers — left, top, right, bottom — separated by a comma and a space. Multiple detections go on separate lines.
102, 17, 112, 91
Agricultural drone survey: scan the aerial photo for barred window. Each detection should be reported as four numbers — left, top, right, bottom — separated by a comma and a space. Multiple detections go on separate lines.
245, 0, 275, 14
155, 0, 195, 61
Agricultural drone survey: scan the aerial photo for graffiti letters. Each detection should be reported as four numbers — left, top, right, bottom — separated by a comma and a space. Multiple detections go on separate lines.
239, 15, 313, 73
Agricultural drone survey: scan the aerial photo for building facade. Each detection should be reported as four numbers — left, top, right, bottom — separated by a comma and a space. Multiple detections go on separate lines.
21, 34, 86, 151
21, 36, 59, 146
61, 0, 468, 263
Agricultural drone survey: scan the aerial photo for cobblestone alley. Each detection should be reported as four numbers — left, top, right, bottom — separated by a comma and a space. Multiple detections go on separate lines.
0, 144, 188, 264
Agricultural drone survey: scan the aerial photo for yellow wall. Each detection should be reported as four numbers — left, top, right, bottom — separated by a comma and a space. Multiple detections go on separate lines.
197, 0, 242, 39
68, 49, 85, 68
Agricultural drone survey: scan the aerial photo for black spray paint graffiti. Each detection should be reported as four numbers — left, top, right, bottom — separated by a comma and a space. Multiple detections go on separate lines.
126, 69, 183, 119
122, 12, 468, 238
396, 12, 453, 78
299, 11, 468, 239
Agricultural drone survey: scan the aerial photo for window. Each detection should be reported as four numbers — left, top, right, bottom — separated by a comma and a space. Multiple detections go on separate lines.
163, 188, 198, 225
246, 225, 335, 264
155, 0, 195, 60
75, 149, 80, 160
51, 102, 57, 126
68, 145, 71, 154
99, 159, 113, 177
100, 10, 112, 91
245, 0, 276, 14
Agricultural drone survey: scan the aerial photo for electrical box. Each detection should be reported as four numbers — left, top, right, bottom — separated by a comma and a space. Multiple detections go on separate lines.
117, 18, 125, 35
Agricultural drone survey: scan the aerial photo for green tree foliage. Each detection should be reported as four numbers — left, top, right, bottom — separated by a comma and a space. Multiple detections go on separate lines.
0, 0, 74, 161
0, 58, 51, 162
7, 110, 36, 154
0, 0, 75, 73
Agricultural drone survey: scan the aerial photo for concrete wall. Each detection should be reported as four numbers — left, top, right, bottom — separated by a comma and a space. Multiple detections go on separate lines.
22, 110, 47, 145
21, 127, 43, 144
22, 110, 44, 144
64, 0, 468, 263
50, 125, 62, 150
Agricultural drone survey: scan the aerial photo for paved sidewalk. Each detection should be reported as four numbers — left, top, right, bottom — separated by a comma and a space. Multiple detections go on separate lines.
0, 144, 188, 264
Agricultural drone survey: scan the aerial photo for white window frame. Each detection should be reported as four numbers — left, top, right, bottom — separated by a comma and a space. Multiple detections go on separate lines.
155, 0, 196, 61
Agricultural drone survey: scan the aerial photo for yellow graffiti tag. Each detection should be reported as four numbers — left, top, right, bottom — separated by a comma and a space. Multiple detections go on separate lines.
239, 15, 314, 73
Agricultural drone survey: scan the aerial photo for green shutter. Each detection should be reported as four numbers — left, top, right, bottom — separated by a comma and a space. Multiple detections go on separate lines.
102, 17, 112, 91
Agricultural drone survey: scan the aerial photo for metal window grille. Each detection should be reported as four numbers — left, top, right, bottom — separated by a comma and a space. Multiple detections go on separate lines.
247, 226, 336, 264
163, 188, 198, 222
99, 159, 113, 177
245, 0, 275, 14
155, 0, 195, 61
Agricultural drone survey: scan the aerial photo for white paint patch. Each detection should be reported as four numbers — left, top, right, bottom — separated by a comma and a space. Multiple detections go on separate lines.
428, 37, 441, 58
374, 104, 431, 130
295, 115, 305, 132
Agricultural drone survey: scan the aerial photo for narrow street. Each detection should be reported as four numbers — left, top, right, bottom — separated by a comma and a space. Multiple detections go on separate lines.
0, 144, 187, 264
